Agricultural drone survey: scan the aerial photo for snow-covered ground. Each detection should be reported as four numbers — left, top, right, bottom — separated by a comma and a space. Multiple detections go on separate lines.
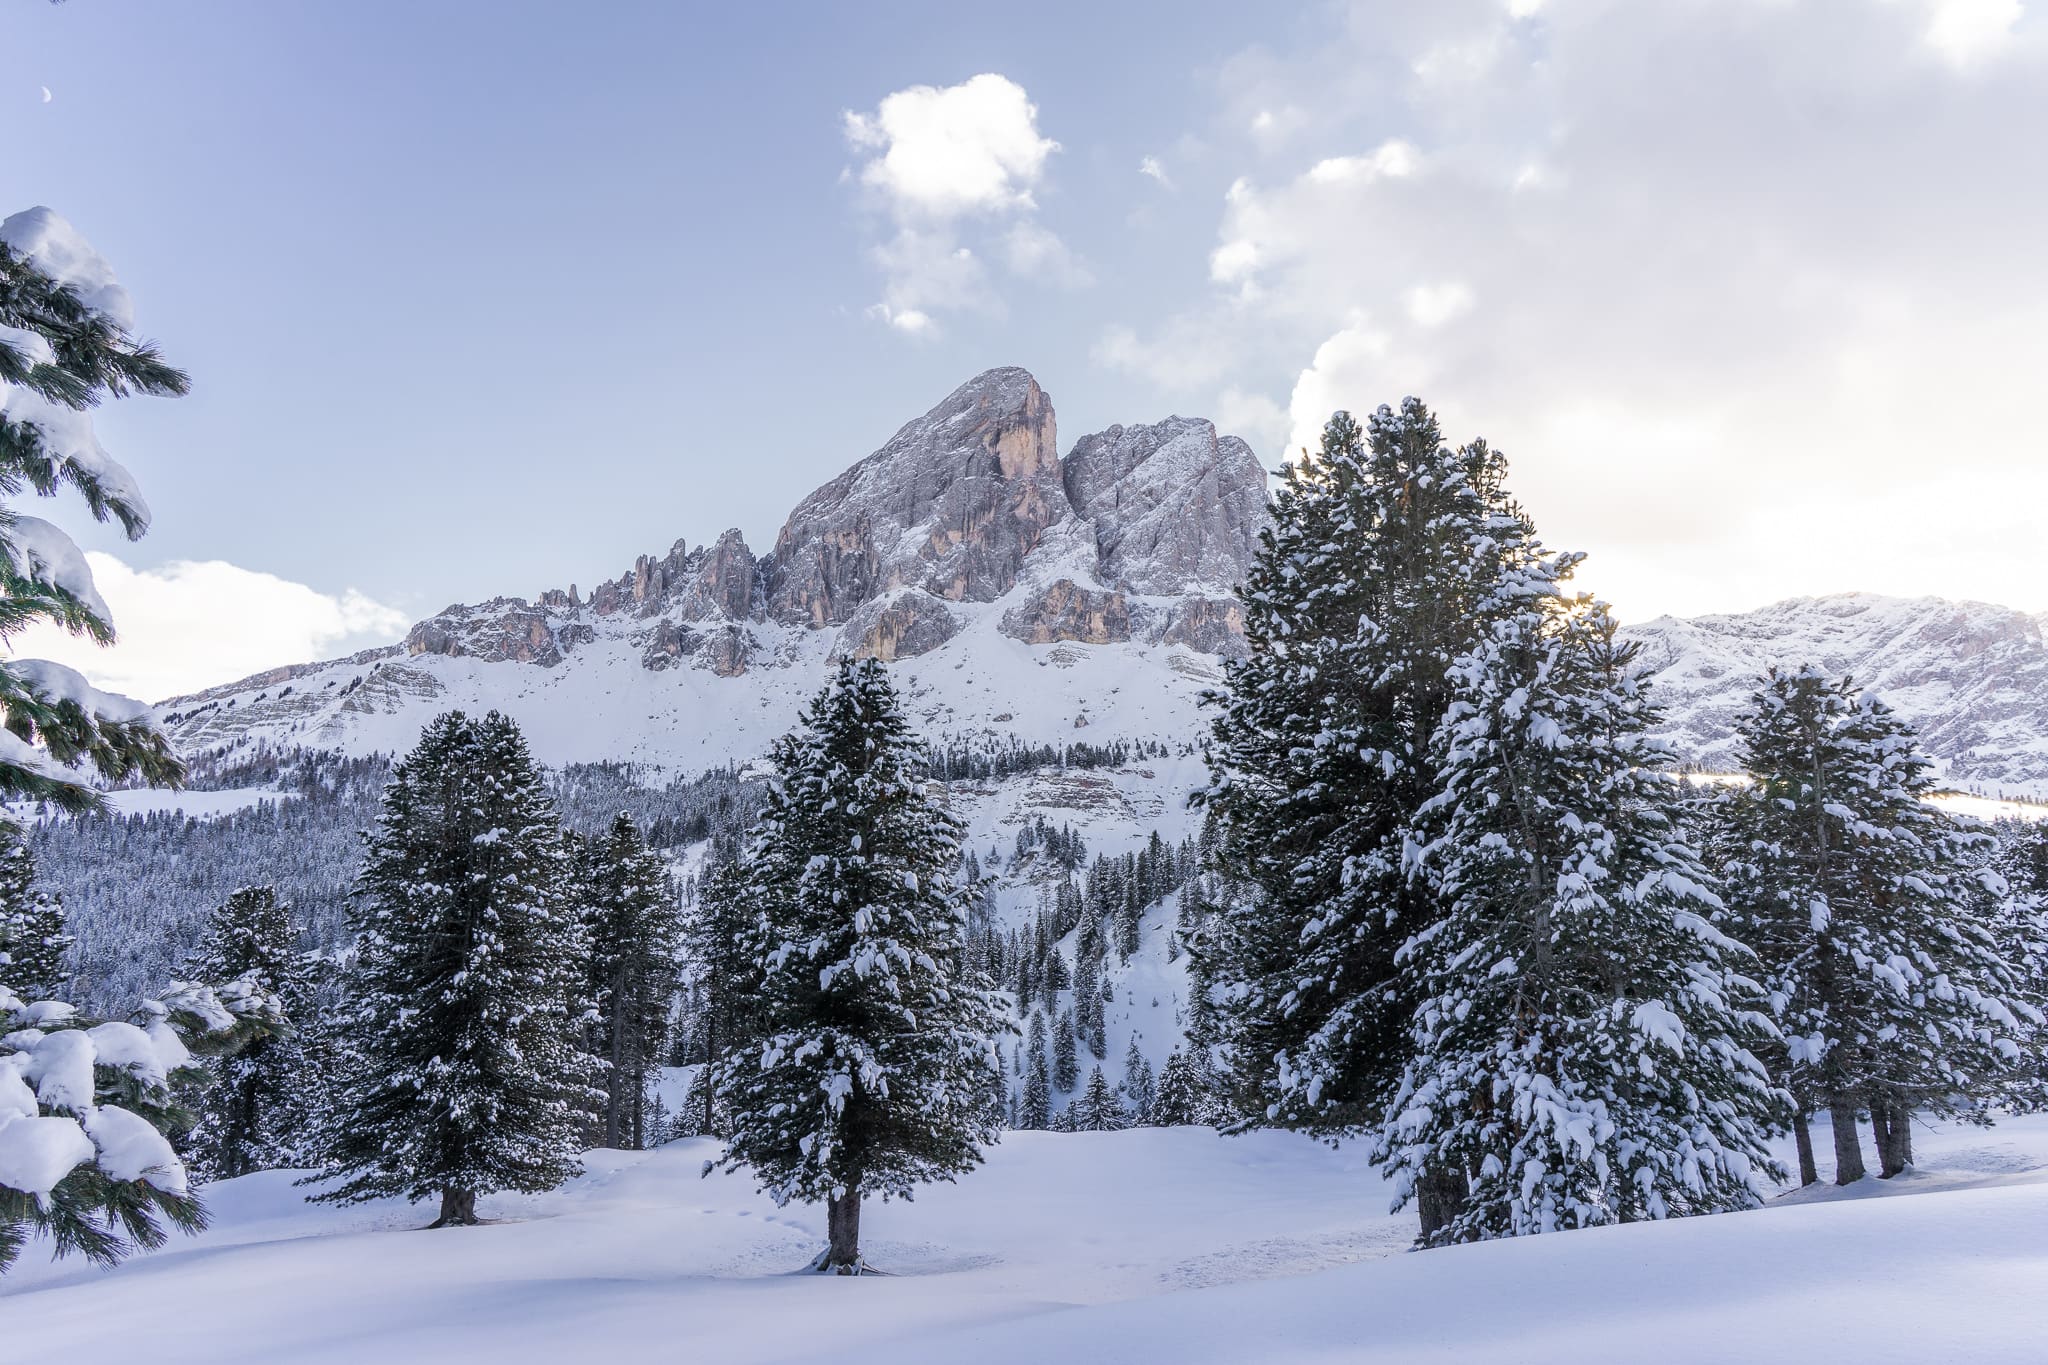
8, 1114, 2047, 1363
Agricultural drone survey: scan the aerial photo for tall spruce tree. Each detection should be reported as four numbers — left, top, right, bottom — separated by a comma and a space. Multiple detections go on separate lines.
185, 886, 310, 1179
0, 830, 70, 1001
1054, 1006, 1080, 1092
1718, 669, 2037, 1183
682, 851, 758, 1138
1380, 581, 1785, 1243
309, 711, 597, 1226
1200, 399, 1540, 1238
713, 659, 1004, 1273
579, 813, 683, 1150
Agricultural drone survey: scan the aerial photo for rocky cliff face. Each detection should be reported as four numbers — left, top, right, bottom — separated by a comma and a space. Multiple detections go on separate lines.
763, 367, 1070, 627
363, 368, 1274, 682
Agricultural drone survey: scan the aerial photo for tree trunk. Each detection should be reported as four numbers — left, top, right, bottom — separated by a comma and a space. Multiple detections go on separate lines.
1415, 1164, 1471, 1244
818, 1190, 863, 1273
1868, 1103, 1892, 1175
1792, 1108, 1819, 1187
1875, 1100, 1912, 1178
703, 1024, 718, 1138
1830, 1100, 1866, 1184
433, 1188, 479, 1227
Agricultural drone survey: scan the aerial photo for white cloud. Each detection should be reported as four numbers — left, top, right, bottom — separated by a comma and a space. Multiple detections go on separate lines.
844, 73, 1078, 331
1405, 280, 1474, 328
10, 553, 408, 703
1307, 141, 1421, 184
1923, 0, 2024, 67
1099, 0, 2048, 618
1139, 155, 1173, 188
844, 73, 1059, 221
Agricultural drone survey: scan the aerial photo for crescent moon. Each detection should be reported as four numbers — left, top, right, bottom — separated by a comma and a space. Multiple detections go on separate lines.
41, 86, 52, 103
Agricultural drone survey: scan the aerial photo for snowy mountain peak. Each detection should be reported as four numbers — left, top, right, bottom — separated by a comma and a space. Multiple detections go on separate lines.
762, 367, 1068, 635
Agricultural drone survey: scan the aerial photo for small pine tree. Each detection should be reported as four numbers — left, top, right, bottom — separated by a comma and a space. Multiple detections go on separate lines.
1149, 1049, 1217, 1127
308, 711, 598, 1226
185, 886, 310, 1180
579, 813, 683, 1150
713, 659, 1004, 1273
0, 830, 70, 1001
1067, 1066, 1128, 1132
1121, 1036, 1157, 1119
1381, 586, 1786, 1244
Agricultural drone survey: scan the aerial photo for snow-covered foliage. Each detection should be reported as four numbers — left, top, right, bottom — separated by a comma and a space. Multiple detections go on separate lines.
1200, 399, 1548, 1236
0, 206, 185, 815
0, 972, 282, 1272
713, 659, 1005, 1271
307, 711, 599, 1226
1381, 577, 1785, 1242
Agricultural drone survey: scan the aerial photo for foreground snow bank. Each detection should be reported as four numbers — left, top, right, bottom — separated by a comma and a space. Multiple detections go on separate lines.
4, 1119, 2046, 1363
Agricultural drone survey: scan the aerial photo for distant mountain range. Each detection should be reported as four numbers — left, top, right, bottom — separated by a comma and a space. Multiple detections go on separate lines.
151, 367, 2048, 798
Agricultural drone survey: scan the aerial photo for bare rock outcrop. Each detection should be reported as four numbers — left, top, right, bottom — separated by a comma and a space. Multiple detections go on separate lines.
1001, 579, 1132, 646
843, 592, 960, 662
405, 598, 564, 667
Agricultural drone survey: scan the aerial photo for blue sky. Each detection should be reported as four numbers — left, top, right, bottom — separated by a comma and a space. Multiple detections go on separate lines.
7, 0, 2047, 698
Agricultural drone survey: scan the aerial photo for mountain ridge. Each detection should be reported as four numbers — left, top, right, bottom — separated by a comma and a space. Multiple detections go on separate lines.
150, 369, 2048, 796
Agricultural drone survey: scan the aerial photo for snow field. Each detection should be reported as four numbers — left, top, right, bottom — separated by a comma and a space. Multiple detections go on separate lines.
6, 1114, 2047, 1363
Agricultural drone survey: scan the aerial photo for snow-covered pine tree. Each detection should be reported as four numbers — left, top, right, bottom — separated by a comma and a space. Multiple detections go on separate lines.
1021, 1030, 1053, 1130
1121, 1035, 1157, 1118
1067, 1066, 1128, 1132
712, 658, 1004, 1274
1200, 399, 1541, 1239
681, 850, 760, 1138
185, 886, 310, 1179
1718, 668, 2038, 1183
309, 711, 597, 1226
1054, 1006, 1080, 1092
0, 828, 70, 1001
1149, 1048, 1218, 1127
1989, 821, 2048, 1111
1380, 579, 1785, 1244
579, 812, 683, 1150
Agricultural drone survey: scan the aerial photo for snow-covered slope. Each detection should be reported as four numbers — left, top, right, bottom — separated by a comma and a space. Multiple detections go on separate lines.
1630, 592, 2048, 794
7, 1114, 2047, 1363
